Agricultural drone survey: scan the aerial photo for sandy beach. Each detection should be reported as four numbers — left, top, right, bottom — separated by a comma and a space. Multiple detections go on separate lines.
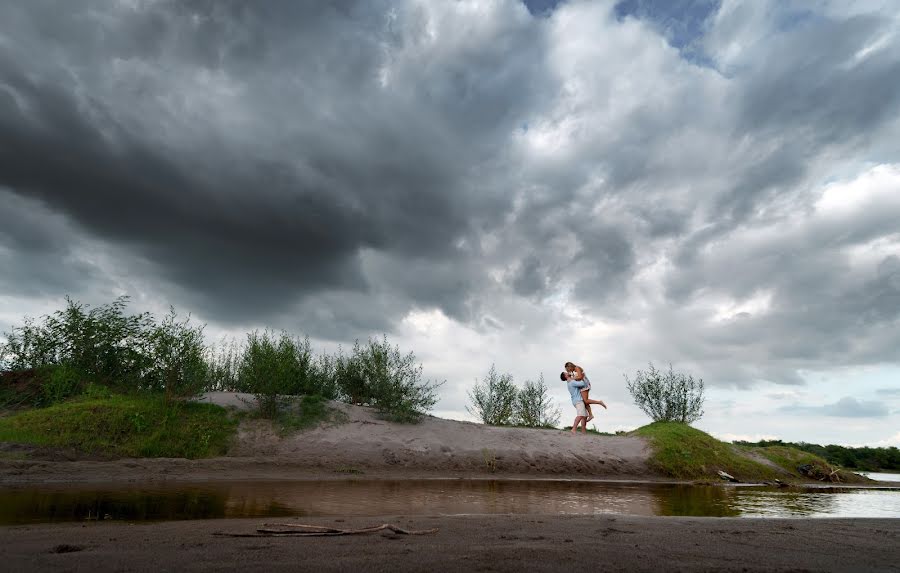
2, 395, 898, 572
2, 515, 898, 572
1, 394, 656, 484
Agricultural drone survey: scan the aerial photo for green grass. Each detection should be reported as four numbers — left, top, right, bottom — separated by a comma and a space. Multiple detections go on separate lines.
633, 421, 782, 480
271, 394, 347, 436
632, 422, 867, 483
749, 445, 868, 484
0, 393, 237, 459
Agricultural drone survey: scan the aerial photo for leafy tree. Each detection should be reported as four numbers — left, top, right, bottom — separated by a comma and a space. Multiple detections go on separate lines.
333, 336, 441, 422
144, 309, 208, 404
238, 330, 303, 418
467, 364, 518, 426
625, 363, 705, 424
1, 296, 153, 388
515, 374, 560, 428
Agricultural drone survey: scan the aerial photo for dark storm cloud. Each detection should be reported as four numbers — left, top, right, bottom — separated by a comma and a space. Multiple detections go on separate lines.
0, 190, 104, 298
511, 254, 547, 297
1, 0, 900, 388
0, 0, 546, 331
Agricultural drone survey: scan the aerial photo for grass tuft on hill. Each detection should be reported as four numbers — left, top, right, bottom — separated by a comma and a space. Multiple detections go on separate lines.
0, 394, 237, 459
269, 394, 348, 436
633, 422, 781, 481
632, 421, 868, 483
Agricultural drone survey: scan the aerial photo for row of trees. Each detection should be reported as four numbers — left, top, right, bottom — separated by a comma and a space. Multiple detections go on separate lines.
0, 297, 441, 422
735, 439, 900, 472
467, 362, 706, 429
466, 365, 561, 428
2, 298, 706, 428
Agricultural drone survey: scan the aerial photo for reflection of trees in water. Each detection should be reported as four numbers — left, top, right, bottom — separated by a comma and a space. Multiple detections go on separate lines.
652, 485, 741, 517
652, 486, 844, 518
7, 481, 884, 523
731, 489, 840, 517
0, 487, 229, 524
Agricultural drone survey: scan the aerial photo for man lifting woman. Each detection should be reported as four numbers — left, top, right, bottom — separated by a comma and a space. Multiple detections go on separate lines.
561, 361, 606, 434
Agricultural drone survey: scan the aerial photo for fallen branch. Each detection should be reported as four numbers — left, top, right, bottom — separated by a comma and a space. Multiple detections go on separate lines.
214, 523, 438, 538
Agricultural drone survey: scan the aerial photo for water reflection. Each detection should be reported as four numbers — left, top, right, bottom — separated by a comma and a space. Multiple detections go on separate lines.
0, 480, 897, 525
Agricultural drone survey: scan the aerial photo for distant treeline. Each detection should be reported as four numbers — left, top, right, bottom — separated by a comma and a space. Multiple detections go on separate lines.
735, 440, 900, 472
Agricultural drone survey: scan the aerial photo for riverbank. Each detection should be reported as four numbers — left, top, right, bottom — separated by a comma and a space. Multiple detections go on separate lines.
0, 392, 875, 485
0, 393, 655, 484
2, 515, 898, 572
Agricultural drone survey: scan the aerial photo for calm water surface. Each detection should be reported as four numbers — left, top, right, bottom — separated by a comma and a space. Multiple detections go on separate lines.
1, 480, 898, 525
859, 472, 900, 483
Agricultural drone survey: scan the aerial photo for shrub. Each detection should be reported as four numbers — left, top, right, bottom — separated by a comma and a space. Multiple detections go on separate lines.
625, 363, 705, 424
515, 374, 560, 428
204, 338, 242, 392
467, 364, 518, 425
0, 297, 153, 388
332, 341, 369, 405
334, 336, 441, 423
238, 330, 301, 418
39, 364, 84, 406
143, 309, 209, 404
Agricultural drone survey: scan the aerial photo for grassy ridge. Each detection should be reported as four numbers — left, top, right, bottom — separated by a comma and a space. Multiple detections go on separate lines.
633, 422, 867, 483
633, 422, 781, 480
0, 394, 237, 459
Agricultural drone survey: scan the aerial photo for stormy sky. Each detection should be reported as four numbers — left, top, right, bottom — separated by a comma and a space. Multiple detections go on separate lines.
1, 0, 899, 446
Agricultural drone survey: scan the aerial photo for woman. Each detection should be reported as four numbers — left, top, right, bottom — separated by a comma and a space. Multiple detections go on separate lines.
565, 361, 606, 421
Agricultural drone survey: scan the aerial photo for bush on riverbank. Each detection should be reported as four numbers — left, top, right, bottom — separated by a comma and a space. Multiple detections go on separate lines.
0, 393, 236, 458
0, 298, 208, 407
1, 297, 443, 423
625, 363, 705, 424
467, 366, 561, 428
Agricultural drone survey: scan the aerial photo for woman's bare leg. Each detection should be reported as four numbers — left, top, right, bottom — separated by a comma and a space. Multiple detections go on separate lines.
581, 389, 607, 415
580, 389, 594, 421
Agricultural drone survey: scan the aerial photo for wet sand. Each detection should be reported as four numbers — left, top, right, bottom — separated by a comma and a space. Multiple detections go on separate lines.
2, 515, 898, 572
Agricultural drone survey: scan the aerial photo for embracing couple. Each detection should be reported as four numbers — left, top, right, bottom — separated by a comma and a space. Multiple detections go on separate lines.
560, 361, 606, 434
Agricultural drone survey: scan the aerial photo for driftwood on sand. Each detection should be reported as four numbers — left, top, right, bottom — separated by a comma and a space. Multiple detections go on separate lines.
213, 523, 439, 538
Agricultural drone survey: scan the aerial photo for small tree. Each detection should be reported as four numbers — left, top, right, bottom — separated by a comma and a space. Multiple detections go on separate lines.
625, 363, 705, 424
334, 336, 441, 422
0, 296, 153, 389
467, 364, 518, 426
238, 330, 302, 418
145, 309, 208, 404
515, 374, 561, 428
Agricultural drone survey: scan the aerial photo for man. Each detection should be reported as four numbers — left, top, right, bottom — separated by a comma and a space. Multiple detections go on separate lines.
561, 371, 588, 434
565, 361, 607, 421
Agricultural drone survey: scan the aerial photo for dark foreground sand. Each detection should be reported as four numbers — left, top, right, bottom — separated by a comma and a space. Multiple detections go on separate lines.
2, 515, 898, 572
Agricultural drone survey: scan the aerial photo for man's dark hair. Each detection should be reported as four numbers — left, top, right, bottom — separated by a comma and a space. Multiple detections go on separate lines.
564, 362, 575, 368
559, 372, 567, 381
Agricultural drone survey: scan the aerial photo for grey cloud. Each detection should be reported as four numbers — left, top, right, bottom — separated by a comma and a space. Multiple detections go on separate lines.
876, 387, 900, 398
512, 255, 547, 297
0, 0, 546, 328
1, 0, 900, 389
780, 397, 891, 419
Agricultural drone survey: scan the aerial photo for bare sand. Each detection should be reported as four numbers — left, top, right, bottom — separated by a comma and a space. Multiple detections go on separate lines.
2, 515, 898, 572
0, 393, 654, 484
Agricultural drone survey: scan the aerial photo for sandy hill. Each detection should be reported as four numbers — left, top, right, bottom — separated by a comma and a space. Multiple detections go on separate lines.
204, 393, 652, 477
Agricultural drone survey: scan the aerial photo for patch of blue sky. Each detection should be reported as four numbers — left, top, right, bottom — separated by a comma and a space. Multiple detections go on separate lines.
614, 0, 720, 67
522, 0, 565, 17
